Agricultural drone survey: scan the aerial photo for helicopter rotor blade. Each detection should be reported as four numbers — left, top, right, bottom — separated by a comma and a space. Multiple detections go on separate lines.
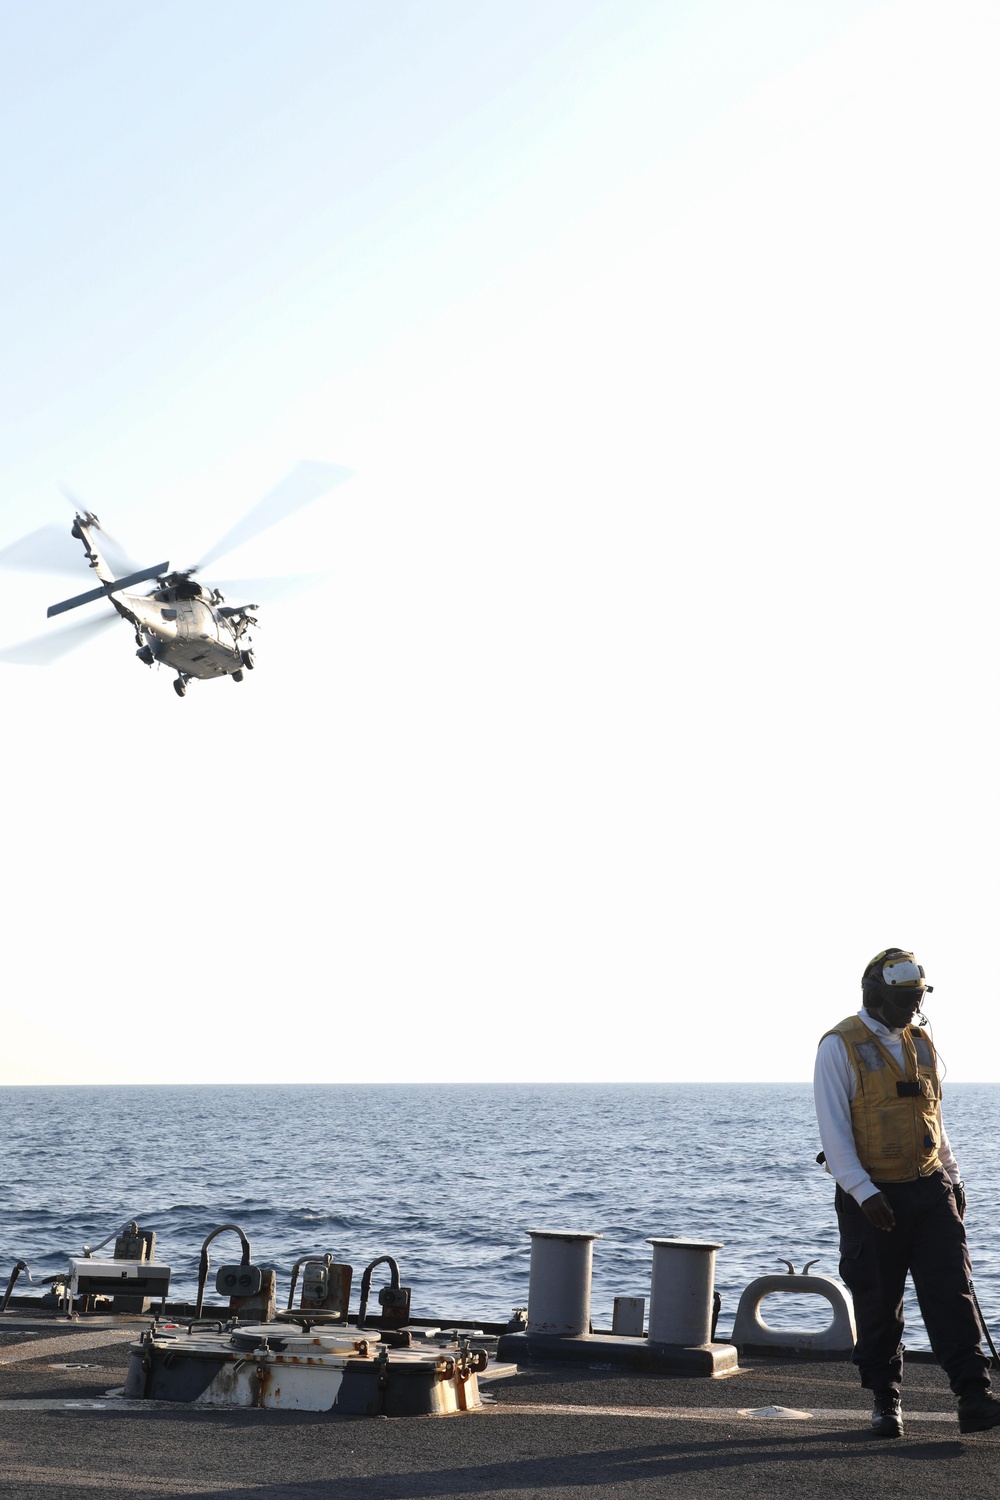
210, 574, 326, 607
0, 611, 119, 666
98, 531, 141, 579
196, 461, 351, 570
47, 562, 169, 618
88, 526, 139, 579
0, 505, 139, 581
0, 523, 88, 576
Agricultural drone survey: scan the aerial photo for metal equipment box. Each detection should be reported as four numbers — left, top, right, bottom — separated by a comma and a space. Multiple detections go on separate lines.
68, 1258, 171, 1305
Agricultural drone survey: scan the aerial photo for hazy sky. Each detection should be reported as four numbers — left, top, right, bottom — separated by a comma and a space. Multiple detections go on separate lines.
1, 0, 996, 1085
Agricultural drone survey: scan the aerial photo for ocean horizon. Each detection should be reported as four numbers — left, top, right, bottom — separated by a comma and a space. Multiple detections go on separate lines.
3, 1081, 996, 1351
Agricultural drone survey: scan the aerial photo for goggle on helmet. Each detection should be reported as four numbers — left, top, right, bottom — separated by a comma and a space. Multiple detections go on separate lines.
862, 948, 934, 995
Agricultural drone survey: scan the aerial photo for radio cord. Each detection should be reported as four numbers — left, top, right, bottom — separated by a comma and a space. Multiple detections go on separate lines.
971, 1281, 1000, 1369
917, 1013, 998, 1363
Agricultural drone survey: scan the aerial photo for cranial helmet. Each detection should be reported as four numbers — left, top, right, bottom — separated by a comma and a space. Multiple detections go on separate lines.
862, 948, 934, 1013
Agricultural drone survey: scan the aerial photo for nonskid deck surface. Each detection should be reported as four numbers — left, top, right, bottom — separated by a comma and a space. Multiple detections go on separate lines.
0, 1313, 998, 1499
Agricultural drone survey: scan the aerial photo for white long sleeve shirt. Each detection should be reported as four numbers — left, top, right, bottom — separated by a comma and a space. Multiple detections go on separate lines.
813, 1007, 961, 1205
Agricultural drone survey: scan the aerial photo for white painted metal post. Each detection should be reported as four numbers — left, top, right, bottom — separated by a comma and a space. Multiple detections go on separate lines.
525, 1230, 602, 1336
646, 1237, 724, 1346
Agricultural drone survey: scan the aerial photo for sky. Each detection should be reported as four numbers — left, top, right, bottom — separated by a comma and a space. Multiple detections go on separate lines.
0, 0, 997, 1085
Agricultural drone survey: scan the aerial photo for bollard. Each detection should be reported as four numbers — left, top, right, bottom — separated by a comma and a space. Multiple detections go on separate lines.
526, 1230, 602, 1336
646, 1238, 724, 1346
497, 1230, 737, 1374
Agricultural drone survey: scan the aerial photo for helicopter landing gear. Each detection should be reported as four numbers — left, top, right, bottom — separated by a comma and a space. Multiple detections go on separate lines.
240, 649, 255, 670
136, 645, 154, 666
173, 676, 188, 698
232, 669, 244, 683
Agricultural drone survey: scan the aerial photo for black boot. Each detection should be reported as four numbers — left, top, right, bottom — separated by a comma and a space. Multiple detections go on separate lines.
958, 1388, 1000, 1434
871, 1389, 903, 1438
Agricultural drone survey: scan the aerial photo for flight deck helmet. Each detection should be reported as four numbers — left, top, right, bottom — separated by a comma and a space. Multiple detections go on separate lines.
862, 948, 933, 1024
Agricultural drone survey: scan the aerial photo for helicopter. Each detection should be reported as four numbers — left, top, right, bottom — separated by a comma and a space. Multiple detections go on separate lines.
0, 461, 351, 696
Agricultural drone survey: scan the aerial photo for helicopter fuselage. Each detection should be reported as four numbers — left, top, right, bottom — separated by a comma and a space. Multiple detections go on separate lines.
119, 586, 249, 680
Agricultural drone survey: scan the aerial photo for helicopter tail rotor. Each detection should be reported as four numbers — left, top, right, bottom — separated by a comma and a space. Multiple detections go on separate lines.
60, 487, 142, 577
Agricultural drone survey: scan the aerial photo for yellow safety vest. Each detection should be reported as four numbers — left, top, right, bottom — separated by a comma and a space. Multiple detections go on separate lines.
822, 1014, 943, 1182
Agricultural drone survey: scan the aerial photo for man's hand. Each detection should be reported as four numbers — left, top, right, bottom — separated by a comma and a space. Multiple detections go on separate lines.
861, 1192, 896, 1231
954, 1182, 967, 1220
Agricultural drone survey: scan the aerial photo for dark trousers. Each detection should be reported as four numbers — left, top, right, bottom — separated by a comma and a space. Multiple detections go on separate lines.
836, 1171, 989, 1395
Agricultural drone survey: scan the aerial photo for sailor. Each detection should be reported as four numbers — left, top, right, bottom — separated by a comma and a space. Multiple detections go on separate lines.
814, 949, 1000, 1437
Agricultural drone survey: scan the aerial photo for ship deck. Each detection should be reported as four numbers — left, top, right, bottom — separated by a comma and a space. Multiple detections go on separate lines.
1, 1309, 998, 1498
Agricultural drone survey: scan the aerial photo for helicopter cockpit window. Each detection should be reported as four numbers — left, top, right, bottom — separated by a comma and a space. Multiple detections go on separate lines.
176, 580, 204, 599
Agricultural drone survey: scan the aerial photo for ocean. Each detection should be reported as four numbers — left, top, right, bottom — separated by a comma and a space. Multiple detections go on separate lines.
2, 1082, 998, 1351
